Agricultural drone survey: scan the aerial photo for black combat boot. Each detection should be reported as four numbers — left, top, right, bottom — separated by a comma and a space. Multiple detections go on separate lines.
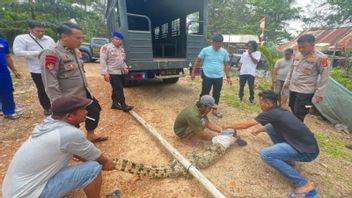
111, 101, 123, 110
121, 104, 133, 112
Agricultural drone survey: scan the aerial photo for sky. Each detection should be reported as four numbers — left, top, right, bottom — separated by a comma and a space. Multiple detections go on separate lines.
286, 0, 325, 36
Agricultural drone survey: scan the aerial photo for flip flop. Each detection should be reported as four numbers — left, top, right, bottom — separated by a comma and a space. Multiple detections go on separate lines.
90, 135, 109, 143
288, 188, 317, 198
105, 190, 121, 198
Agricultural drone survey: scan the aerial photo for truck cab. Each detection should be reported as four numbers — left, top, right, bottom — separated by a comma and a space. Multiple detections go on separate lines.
106, 0, 208, 84
80, 37, 109, 62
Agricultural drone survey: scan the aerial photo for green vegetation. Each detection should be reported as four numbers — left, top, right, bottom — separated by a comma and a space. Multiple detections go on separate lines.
258, 45, 283, 70
330, 67, 352, 91
0, 0, 106, 42
315, 132, 352, 163
208, 0, 300, 43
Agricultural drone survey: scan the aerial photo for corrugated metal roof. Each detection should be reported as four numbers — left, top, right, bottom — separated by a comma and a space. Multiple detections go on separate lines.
279, 27, 352, 51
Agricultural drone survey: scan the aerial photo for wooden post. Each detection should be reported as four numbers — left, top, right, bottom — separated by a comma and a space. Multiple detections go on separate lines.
129, 110, 226, 198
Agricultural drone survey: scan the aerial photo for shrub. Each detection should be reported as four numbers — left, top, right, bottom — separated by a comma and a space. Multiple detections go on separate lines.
330, 67, 352, 91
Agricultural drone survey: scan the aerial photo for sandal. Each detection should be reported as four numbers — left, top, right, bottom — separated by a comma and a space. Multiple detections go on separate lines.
89, 135, 109, 143
105, 190, 121, 198
288, 188, 317, 198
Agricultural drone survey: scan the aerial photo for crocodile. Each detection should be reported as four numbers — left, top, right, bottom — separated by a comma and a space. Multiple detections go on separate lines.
113, 130, 241, 178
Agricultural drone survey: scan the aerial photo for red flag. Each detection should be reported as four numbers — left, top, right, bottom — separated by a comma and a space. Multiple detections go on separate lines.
260, 17, 266, 31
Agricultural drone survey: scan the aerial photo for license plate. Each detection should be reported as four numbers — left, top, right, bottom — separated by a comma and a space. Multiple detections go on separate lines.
161, 69, 177, 75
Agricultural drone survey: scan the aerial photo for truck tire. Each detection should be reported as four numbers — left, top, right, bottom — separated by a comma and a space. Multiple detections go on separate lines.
162, 77, 179, 83
81, 51, 91, 63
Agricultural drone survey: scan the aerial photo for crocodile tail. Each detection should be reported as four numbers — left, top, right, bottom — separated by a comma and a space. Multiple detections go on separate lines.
113, 159, 187, 178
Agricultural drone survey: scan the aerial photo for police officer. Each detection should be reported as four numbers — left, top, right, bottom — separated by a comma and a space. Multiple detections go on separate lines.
283, 34, 330, 122
40, 22, 108, 143
100, 32, 133, 112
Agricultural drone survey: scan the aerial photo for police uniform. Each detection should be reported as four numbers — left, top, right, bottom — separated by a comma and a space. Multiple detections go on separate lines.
100, 41, 132, 111
284, 50, 330, 121
40, 41, 101, 131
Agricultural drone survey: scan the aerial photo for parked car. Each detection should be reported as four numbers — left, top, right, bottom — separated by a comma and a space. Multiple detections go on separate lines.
79, 37, 109, 63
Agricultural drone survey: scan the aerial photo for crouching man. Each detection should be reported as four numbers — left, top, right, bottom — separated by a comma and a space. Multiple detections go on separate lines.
174, 95, 246, 146
2, 95, 119, 198
223, 90, 319, 198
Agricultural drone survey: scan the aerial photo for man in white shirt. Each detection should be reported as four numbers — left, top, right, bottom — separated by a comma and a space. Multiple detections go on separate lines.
13, 21, 55, 116
238, 41, 261, 103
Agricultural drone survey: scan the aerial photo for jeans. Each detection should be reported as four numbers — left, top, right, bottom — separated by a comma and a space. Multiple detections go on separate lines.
200, 72, 223, 104
239, 74, 255, 101
39, 161, 102, 198
260, 124, 319, 187
31, 73, 51, 110
289, 91, 314, 122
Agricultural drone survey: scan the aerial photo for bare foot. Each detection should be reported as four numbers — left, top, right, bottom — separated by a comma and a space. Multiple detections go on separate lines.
86, 133, 108, 143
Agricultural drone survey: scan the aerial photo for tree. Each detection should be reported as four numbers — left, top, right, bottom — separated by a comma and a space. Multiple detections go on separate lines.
208, 0, 300, 43
303, 0, 352, 27
0, 0, 107, 44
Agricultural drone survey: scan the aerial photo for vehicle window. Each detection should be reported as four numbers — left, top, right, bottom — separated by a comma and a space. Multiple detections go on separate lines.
154, 26, 160, 39
93, 39, 109, 45
187, 12, 200, 35
161, 23, 168, 38
113, 6, 120, 28
128, 15, 149, 31
171, 18, 180, 37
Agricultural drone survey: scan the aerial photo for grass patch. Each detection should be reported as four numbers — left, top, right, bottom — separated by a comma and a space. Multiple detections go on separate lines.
222, 73, 263, 113
222, 89, 261, 113
330, 67, 352, 91
315, 132, 352, 162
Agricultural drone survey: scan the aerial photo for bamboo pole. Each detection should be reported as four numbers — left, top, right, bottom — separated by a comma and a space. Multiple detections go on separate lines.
129, 110, 226, 198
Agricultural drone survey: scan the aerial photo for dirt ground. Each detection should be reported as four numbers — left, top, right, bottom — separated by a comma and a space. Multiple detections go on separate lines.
1, 57, 352, 198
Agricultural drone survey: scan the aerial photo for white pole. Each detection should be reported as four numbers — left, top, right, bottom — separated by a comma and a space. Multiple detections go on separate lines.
129, 110, 226, 198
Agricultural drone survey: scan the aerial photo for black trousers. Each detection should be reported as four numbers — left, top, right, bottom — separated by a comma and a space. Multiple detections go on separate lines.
85, 93, 101, 131
239, 74, 255, 101
109, 74, 126, 105
200, 72, 223, 104
31, 73, 51, 110
289, 91, 314, 122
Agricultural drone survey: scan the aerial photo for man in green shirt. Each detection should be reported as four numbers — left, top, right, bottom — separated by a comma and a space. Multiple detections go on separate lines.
173, 95, 222, 146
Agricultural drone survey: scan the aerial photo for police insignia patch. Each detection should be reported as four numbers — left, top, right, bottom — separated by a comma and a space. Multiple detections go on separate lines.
46, 63, 55, 70
45, 55, 58, 71
320, 57, 328, 67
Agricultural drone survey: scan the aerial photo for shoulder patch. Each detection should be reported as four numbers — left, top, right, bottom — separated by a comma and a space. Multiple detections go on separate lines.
102, 46, 107, 53
320, 56, 329, 67
45, 55, 58, 71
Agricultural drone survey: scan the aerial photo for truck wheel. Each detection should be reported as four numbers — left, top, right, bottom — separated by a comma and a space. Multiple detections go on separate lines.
162, 77, 179, 83
81, 51, 91, 63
